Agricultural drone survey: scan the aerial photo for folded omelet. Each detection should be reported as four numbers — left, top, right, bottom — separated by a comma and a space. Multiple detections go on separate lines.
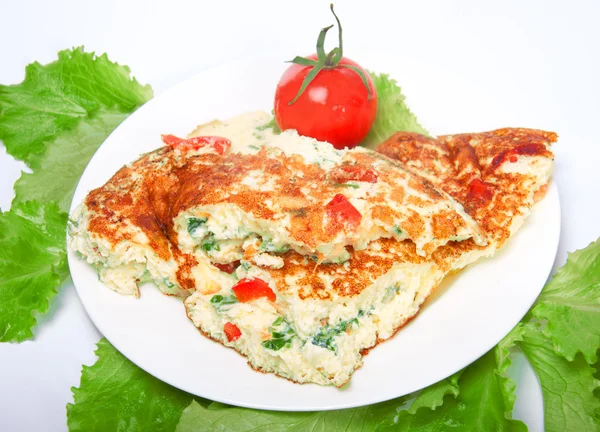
69, 113, 484, 296
69, 111, 555, 386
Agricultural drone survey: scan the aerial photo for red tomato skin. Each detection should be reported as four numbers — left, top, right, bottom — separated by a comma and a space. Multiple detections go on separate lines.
224, 322, 242, 342
161, 134, 231, 155
467, 178, 494, 206
212, 261, 240, 274
329, 165, 378, 183
232, 278, 276, 302
161, 134, 183, 146
274, 55, 377, 149
325, 194, 362, 229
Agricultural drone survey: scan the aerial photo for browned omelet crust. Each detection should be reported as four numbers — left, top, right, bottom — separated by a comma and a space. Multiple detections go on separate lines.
79, 125, 556, 387
378, 128, 556, 248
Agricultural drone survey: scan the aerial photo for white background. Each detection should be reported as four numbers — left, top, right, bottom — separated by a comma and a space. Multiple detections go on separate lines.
1, 0, 599, 431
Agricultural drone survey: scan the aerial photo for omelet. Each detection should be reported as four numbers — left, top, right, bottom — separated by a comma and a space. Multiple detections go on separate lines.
69, 111, 555, 387
69, 114, 485, 297
378, 128, 556, 269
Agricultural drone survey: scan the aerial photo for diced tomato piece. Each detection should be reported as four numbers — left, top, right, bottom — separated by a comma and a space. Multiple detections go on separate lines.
330, 165, 378, 183
513, 143, 547, 156
161, 134, 231, 155
212, 261, 240, 274
490, 143, 547, 171
232, 278, 276, 302
325, 194, 362, 229
161, 134, 184, 146
467, 178, 494, 205
224, 322, 242, 342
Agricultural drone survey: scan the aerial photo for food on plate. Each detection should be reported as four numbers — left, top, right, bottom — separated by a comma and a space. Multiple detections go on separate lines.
69, 114, 487, 296
184, 122, 555, 386
68, 111, 555, 386
378, 129, 556, 267
274, 5, 377, 149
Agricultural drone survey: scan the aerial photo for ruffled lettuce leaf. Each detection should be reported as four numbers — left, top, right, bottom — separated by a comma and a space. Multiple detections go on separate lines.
0, 47, 152, 166
12, 109, 130, 212
67, 339, 194, 432
175, 397, 407, 432
0, 48, 152, 342
406, 372, 461, 414
519, 323, 600, 432
361, 72, 428, 148
532, 239, 600, 364
380, 329, 526, 432
0, 201, 68, 341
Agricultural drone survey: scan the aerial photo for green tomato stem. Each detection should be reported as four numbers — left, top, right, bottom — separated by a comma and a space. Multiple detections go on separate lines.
287, 4, 372, 105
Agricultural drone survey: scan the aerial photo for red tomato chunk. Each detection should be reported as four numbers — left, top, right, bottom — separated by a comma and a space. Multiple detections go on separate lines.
212, 261, 240, 274
325, 194, 362, 229
232, 278, 276, 302
467, 178, 494, 204
161, 134, 231, 155
330, 165, 378, 183
224, 322, 242, 342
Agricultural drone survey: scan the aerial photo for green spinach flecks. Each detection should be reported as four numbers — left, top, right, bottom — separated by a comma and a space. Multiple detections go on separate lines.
311, 316, 360, 352
187, 217, 207, 235
201, 233, 220, 252
262, 317, 296, 351
210, 294, 238, 312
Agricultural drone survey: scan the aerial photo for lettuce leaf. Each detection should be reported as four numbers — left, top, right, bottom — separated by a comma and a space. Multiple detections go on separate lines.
12, 109, 130, 212
519, 323, 600, 432
0, 47, 152, 166
406, 372, 461, 414
361, 72, 428, 148
0, 201, 68, 341
176, 397, 407, 432
532, 239, 600, 364
381, 331, 526, 432
0, 48, 152, 341
67, 339, 194, 432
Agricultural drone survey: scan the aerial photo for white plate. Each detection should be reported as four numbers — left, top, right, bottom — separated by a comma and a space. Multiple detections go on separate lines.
68, 56, 560, 411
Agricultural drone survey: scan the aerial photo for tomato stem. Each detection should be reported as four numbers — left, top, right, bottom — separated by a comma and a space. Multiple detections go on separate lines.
287, 4, 372, 105
329, 3, 344, 64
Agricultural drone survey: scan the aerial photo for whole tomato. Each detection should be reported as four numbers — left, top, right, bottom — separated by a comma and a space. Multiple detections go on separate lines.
274, 5, 377, 149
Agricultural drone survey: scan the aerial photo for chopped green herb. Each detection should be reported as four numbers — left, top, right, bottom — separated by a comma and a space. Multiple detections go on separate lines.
201, 233, 220, 252
311, 316, 360, 352
163, 278, 175, 289
382, 284, 401, 303
248, 144, 261, 151
333, 182, 360, 189
262, 317, 296, 351
393, 225, 403, 236
240, 261, 251, 271
187, 217, 207, 235
256, 116, 281, 134
259, 240, 290, 254
210, 294, 238, 312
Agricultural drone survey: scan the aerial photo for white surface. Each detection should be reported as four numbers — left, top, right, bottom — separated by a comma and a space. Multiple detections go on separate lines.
68, 58, 560, 411
0, 0, 599, 430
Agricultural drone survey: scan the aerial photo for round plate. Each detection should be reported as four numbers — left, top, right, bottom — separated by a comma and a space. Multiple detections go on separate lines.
68, 56, 561, 411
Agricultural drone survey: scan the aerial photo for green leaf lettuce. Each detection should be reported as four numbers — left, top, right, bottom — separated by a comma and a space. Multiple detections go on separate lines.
67, 339, 194, 432
361, 72, 428, 148
519, 323, 600, 432
0, 201, 68, 341
12, 109, 130, 212
0, 47, 152, 166
532, 238, 600, 364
